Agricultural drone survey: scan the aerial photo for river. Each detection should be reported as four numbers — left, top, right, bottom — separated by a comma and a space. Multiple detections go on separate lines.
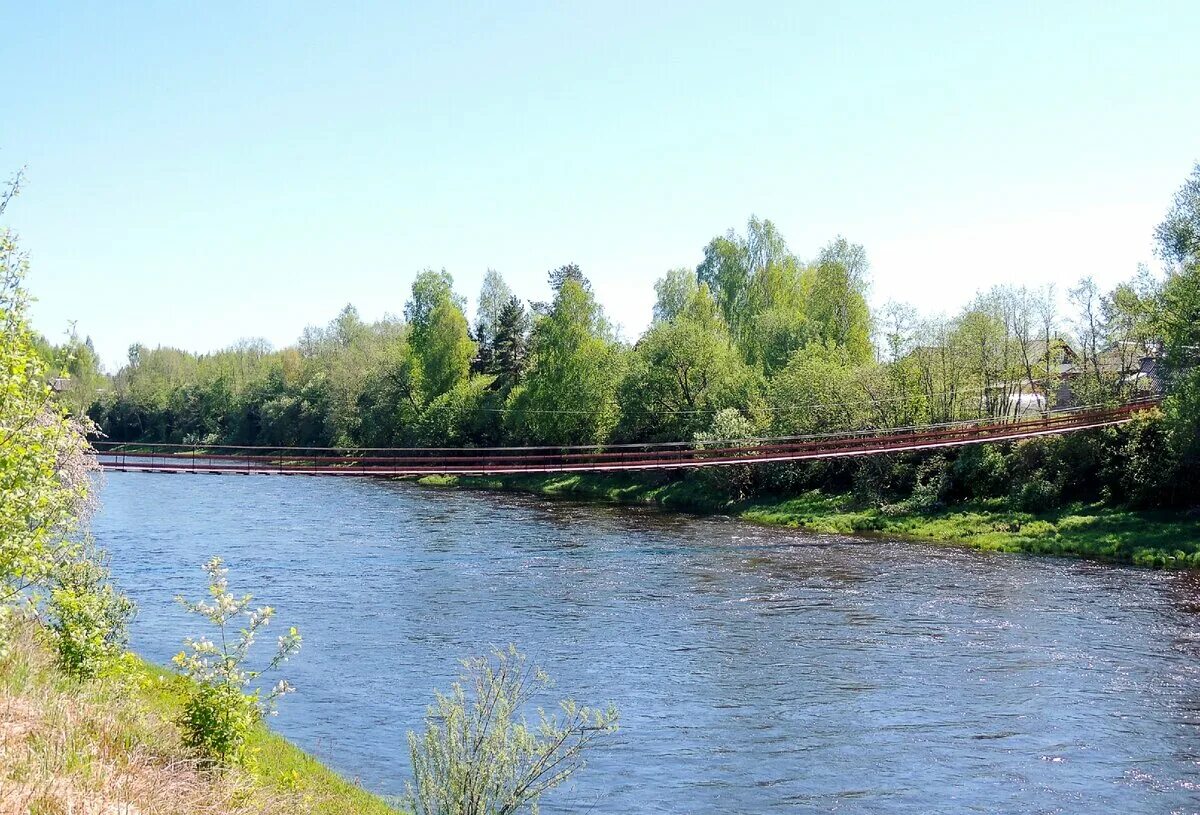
92, 472, 1200, 814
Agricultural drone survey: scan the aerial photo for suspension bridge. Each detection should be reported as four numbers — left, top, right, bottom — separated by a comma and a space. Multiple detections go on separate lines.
93, 399, 1157, 477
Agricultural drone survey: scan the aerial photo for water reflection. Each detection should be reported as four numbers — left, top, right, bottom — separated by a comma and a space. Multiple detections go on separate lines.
93, 472, 1200, 814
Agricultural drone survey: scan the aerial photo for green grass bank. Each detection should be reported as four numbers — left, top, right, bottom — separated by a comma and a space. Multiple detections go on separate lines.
415, 472, 1200, 569
0, 621, 399, 815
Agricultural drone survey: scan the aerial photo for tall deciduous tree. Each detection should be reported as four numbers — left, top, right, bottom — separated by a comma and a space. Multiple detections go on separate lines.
652, 268, 698, 324
1154, 163, 1200, 500
1, 177, 97, 603
806, 248, 873, 365
405, 269, 463, 332
507, 277, 624, 445
696, 216, 792, 343
1155, 162, 1200, 273
405, 272, 475, 403
620, 284, 760, 441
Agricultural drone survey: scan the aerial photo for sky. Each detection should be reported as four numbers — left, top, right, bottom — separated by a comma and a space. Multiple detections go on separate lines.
4, 1, 1198, 370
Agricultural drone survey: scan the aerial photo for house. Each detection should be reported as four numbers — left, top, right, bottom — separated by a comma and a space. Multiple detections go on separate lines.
1055, 340, 1160, 407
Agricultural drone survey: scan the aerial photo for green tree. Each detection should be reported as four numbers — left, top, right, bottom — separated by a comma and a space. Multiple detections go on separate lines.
1155, 162, 1200, 272
507, 278, 624, 445
1, 189, 97, 604
547, 262, 587, 294
767, 344, 872, 435
652, 267, 698, 323
357, 331, 424, 446
619, 284, 760, 440
405, 269, 463, 330
416, 298, 475, 402
415, 376, 504, 447
406, 271, 476, 403
805, 245, 873, 365
1154, 163, 1200, 502
473, 269, 513, 373
696, 216, 792, 343
491, 295, 530, 393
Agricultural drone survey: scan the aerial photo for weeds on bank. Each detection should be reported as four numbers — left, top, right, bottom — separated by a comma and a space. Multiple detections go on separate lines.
0, 618, 311, 815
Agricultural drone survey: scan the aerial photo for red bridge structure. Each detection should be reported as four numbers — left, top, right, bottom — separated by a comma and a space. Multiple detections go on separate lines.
93, 399, 1158, 477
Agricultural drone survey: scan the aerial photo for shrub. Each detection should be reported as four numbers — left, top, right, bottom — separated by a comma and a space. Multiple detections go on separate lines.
693, 408, 759, 500
905, 455, 951, 511
949, 444, 1009, 500
1102, 410, 1178, 508
406, 645, 618, 815
1013, 478, 1062, 514
173, 557, 301, 766
1007, 436, 1062, 484
853, 453, 919, 506
1, 216, 99, 611
46, 541, 135, 680
414, 376, 503, 446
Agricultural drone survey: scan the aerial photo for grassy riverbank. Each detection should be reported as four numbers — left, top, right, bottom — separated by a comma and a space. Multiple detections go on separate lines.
416, 472, 1200, 568
0, 622, 398, 815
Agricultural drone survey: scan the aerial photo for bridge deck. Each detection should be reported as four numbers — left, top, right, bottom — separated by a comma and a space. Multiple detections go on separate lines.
95, 402, 1151, 477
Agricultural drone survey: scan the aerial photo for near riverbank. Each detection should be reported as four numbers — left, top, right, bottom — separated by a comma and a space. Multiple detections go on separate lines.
0, 621, 398, 815
415, 472, 1200, 569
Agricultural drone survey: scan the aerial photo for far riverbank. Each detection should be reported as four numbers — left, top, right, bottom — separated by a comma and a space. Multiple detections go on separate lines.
415, 472, 1200, 569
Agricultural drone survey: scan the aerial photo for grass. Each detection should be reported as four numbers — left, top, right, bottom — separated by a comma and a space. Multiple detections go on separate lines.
415, 472, 1200, 569
0, 620, 400, 815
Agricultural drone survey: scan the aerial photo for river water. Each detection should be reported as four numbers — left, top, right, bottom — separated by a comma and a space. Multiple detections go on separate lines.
92, 472, 1200, 814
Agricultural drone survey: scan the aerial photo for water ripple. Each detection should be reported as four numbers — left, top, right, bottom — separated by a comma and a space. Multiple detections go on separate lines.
93, 473, 1200, 815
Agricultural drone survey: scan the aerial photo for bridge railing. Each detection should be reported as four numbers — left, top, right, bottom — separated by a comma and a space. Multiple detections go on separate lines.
91, 398, 1158, 475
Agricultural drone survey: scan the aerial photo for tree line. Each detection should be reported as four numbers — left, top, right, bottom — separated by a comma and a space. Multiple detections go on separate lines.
3, 167, 617, 812
60, 165, 1200, 511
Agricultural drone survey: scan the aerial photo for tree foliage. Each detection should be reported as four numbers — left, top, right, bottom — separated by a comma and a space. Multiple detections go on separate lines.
80, 169, 1200, 512
406, 645, 617, 815
2, 171, 132, 678
1, 188, 97, 603
619, 283, 760, 441
506, 278, 624, 445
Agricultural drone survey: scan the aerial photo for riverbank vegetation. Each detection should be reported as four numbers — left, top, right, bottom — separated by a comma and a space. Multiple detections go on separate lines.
407, 646, 619, 815
417, 471, 1200, 568
66, 165, 1200, 550
4, 168, 619, 813
1, 172, 398, 813
0, 618, 397, 814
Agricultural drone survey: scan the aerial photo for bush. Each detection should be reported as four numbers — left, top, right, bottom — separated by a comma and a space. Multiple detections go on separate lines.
1, 221, 99, 611
414, 376, 503, 446
407, 645, 618, 815
905, 455, 951, 511
46, 542, 135, 680
949, 444, 1009, 500
692, 409, 759, 500
1007, 436, 1062, 484
179, 681, 261, 764
1013, 478, 1062, 513
853, 453, 919, 506
173, 557, 301, 766
1103, 409, 1179, 508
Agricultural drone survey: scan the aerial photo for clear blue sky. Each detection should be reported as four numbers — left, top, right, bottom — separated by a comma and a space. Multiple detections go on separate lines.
5, 1, 1198, 370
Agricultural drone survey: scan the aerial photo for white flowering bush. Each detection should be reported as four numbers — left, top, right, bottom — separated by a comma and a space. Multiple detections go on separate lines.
407, 645, 618, 815
173, 556, 302, 765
